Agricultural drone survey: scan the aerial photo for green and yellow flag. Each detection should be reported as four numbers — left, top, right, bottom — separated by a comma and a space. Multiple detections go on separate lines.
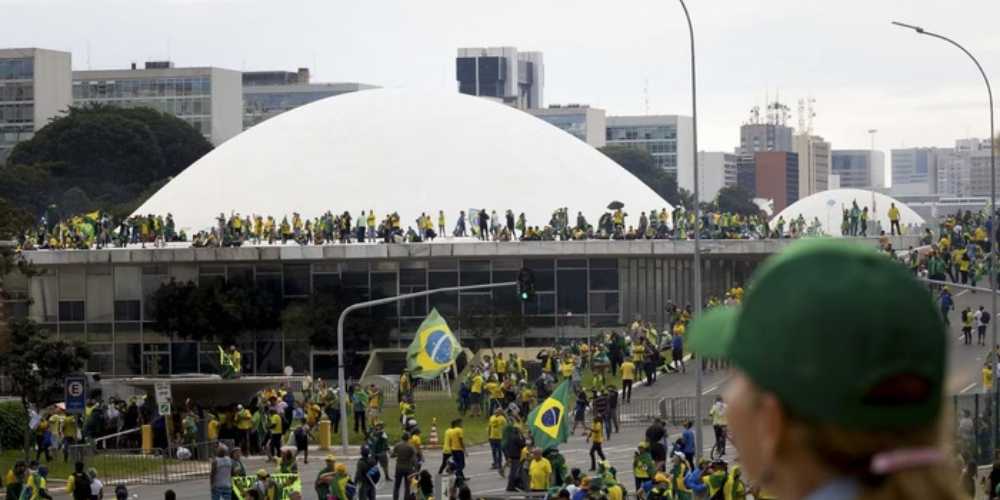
527, 380, 571, 449
407, 308, 461, 380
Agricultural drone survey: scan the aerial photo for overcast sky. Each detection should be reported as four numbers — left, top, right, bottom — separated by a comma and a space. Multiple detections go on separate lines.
4, 0, 999, 180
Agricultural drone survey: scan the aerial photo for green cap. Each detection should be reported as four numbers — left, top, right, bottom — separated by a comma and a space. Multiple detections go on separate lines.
688, 239, 945, 430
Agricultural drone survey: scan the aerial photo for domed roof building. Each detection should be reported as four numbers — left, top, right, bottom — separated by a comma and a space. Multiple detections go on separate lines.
770, 188, 925, 236
135, 88, 671, 234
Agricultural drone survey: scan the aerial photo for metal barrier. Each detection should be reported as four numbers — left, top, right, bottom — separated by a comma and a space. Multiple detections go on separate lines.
658, 395, 720, 425
953, 392, 998, 466
613, 398, 663, 427
67, 439, 234, 485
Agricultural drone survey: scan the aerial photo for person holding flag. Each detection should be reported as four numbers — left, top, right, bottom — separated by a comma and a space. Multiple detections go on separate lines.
526, 380, 571, 453
219, 345, 241, 379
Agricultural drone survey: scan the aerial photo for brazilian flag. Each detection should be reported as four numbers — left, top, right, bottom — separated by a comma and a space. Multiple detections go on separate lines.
407, 308, 461, 380
527, 380, 571, 449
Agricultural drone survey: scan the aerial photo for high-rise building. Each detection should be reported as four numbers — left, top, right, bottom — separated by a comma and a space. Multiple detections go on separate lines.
528, 104, 606, 147
242, 68, 377, 129
738, 151, 799, 212
456, 47, 543, 110
605, 115, 693, 177
969, 150, 998, 198
739, 123, 794, 154
0, 48, 72, 161
831, 150, 886, 189
73, 61, 242, 145
890, 147, 937, 195
680, 152, 737, 202
793, 133, 831, 197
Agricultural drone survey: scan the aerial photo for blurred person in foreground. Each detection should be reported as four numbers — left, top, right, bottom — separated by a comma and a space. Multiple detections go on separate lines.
687, 239, 961, 500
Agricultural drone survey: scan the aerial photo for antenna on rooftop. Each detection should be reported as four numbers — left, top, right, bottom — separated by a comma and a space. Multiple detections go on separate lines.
643, 77, 650, 115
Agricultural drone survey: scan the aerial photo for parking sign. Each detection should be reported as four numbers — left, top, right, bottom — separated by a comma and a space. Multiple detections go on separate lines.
65, 375, 87, 415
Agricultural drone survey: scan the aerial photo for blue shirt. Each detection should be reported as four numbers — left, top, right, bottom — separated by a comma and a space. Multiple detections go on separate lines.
681, 429, 695, 454
672, 335, 683, 352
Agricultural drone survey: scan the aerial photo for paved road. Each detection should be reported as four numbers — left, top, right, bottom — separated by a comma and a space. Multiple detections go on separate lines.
945, 288, 999, 396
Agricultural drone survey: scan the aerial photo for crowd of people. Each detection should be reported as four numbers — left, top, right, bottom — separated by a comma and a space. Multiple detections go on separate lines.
15, 199, 926, 251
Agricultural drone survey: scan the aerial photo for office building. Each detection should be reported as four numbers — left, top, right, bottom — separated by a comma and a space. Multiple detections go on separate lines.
739, 122, 794, 154
890, 147, 937, 195
0, 48, 72, 161
528, 104, 606, 147
831, 150, 886, 190
793, 134, 831, 197
605, 115, 693, 176
242, 67, 377, 129
969, 149, 998, 198
73, 61, 242, 145
749, 151, 799, 212
679, 151, 737, 202
456, 47, 543, 110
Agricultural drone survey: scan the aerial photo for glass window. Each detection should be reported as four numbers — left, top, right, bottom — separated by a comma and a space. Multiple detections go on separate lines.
87, 323, 113, 342
257, 274, 282, 296
460, 260, 490, 286
114, 300, 141, 322
285, 341, 310, 375
524, 259, 554, 291
590, 292, 620, 314
556, 269, 587, 314
58, 300, 85, 322
115, 343, 141, 376
525, 293, 555, 315
171, 343, 198, 374
399, 268, 426, 286
313, 274, 340, 294
257, 340, 283, 374
371, 272, 398, 318
283, 264, 310, 296
589, 269, 618, 291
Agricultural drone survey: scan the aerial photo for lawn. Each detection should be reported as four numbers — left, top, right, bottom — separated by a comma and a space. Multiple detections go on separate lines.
335, 393, 491, 447
0, 449, 170, 484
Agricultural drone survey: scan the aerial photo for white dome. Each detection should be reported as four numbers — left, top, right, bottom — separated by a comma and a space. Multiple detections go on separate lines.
135, 88, 671, 233
771, 188, 925, 236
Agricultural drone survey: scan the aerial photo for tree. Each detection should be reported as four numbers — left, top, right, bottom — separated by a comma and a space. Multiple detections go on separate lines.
0, 319, 89, 457
458, 303, 527, 351
599, 145, 685, 207
0, 197, 33, 240
716, 186, 761, 216
150, 278, 280, 346
280, 286, 391, 378
2, 104, 212, 218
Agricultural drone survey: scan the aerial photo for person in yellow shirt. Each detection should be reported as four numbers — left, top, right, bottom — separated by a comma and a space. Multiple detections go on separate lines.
236, 405, 253, 453
587, 417, 605, 471
620, 360, 636, 403
888, 202, 901, 235
268, 409, 283, 462
984, 362, 994, 392
559, 357, 575, 380
207, 412, 220, 441
488, 409, 507, 470
527, 448, 552, 492
470, 372, 484, 417
443, 419, 466, 480
484, 377, 502, 414
494, 355, 508, 381
632, 341, 646, 363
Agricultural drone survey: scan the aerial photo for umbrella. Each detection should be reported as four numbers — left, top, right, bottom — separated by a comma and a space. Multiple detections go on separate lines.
607, 201, 624, 210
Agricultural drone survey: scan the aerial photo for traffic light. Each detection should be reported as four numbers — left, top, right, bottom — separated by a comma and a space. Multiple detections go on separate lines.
517, 267, 536, 302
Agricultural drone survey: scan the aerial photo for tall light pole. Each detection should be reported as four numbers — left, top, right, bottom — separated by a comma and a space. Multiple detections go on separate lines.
678, 0, 704, 459
891, 21, 996, 352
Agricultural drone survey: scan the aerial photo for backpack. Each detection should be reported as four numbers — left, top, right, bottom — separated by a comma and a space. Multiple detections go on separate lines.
366, 463, 381, 486
115, 484, 129, 500
72, 471, 92, 499
344, 479, 357, 500
984, 312, 992, 325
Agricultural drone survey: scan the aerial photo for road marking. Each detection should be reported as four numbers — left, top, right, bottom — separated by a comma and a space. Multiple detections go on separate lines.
957, 290, 971, 297
702, 385, 719, 395
961, 383, 978, 394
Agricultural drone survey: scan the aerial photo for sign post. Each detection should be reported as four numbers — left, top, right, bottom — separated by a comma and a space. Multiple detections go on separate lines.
64, 375, 87, 415
154, 382, 171, 416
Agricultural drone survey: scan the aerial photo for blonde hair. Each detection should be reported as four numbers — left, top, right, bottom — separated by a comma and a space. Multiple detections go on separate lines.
783, 416, 965, 500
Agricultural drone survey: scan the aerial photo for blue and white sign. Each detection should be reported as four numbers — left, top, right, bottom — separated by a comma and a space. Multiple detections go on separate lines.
65, 375, 87, 415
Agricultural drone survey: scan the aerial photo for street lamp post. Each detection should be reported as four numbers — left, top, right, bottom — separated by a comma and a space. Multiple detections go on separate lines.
678, 0, 705, 459
891, 20, 996, 353
893, 20, 997, 453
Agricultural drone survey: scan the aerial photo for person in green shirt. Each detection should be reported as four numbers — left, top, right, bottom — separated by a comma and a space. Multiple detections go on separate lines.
315, 455, 337, 500
352, 386, 369, 435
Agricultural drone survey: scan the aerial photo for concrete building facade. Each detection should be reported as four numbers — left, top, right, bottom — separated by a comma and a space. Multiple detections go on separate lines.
73, 61, 242, 145
891, 147, 937, 195
456, 47, 543, 110
831, 150, 886, 190
751, 151, 799, 212
528, 104, 606, 147
793, 134, 831, 198
605, 115, 693, 177
739, 123, 794, 154
680, 152, 737, 202
0, 48, 72, 161
242, 67, 376, 129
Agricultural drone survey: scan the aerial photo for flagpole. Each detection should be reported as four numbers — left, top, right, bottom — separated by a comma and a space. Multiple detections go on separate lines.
335, 281, 518, 453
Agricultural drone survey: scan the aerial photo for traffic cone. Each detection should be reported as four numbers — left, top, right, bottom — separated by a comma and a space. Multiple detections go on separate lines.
427, 417, 440, 448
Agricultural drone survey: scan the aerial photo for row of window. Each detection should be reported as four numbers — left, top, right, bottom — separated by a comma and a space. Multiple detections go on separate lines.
0, 103, 32, 124
0, 82, 33, 102
607, 125, 677, 141
0, 58, 33, 80
72, 77, 212, 99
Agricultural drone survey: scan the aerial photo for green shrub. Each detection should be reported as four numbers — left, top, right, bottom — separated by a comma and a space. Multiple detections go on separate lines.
0, 401, 28, 449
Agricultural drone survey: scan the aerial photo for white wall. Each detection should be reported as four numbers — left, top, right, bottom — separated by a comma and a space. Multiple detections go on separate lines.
29, 48, 72, 130
211, 68, 243, 145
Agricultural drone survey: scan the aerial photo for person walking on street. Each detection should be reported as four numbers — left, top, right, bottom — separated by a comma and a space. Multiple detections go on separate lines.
685, 239, 964, 500
620, 359, 635, 403
939, 287, 954, 325
978, 306, 990, 346
444, 419, 466, 480
487, 408, 507, 471
209, 445, 233, 500
586, 416, 606, 471
390, 432, 417, 500
681, 421, 696, 466
709, 396, 728, 456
